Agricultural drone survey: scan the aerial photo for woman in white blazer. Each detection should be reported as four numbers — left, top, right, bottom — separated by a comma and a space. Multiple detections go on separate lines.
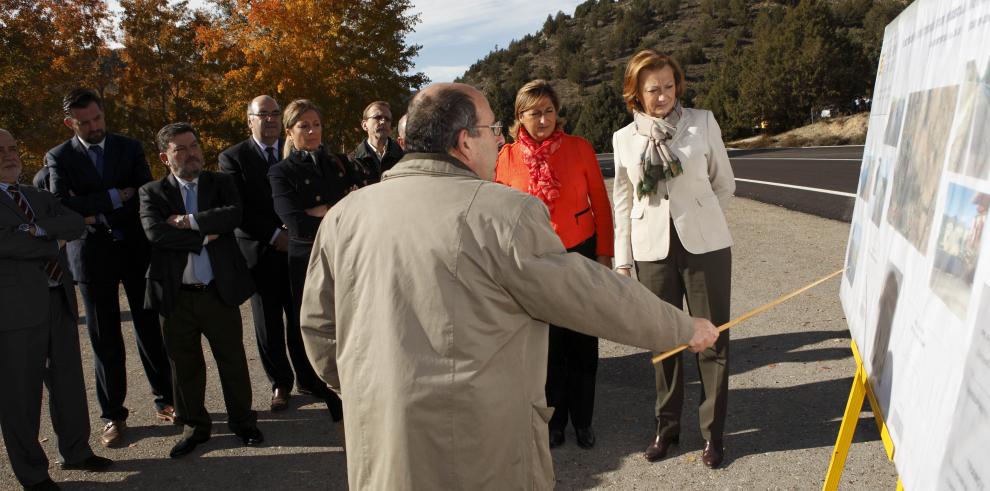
612, 50, 735, 469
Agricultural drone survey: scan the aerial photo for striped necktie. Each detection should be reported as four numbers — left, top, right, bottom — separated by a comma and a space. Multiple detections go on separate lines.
8, 185, 64, 284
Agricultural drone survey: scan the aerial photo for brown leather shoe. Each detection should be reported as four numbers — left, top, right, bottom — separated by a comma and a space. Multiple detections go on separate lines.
155, 405, 177, 424
644, 434, 678, 462
100, 420, 126, 447
271, 388, 290, 412
702, 440, 724, 468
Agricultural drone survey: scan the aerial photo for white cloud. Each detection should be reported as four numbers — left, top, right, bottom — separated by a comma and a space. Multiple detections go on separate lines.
422, 65, 472, 83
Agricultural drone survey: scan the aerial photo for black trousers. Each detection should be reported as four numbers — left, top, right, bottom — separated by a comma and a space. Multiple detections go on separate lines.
0, 288, 93, 486
161, 286, 257, 439
288, 243, 344, 421
546, 236, 600, 431
637, 225, 731, 443
79, 240, 173, 421
249, 247, 309, 392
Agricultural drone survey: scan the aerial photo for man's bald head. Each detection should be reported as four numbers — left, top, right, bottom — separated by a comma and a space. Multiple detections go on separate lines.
404, 83, 498, 180
404, 83, 484, 154
247, 95, 281, 145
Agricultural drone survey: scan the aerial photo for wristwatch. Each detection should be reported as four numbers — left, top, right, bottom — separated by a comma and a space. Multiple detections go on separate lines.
18, 223, 32, 233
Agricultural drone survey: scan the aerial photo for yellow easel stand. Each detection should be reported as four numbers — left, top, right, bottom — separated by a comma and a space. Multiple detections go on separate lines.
823, 340, 901, 490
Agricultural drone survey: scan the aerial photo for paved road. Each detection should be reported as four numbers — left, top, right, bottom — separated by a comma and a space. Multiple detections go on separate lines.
598, 145, 864, 222
0, 194, 897, 490
728, 146, 863, 222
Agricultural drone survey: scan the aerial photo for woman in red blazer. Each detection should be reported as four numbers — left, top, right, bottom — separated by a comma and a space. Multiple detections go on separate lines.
495, 79, 613, 450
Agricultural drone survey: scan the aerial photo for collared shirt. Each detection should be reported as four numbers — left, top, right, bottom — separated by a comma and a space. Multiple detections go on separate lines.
76, 135, 123, 212
252, 137, 280, 163
174, 175, 213, 285
365, 139, 387, 163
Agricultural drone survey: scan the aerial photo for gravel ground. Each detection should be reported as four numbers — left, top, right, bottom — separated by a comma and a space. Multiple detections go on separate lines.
1, 194, 899, 490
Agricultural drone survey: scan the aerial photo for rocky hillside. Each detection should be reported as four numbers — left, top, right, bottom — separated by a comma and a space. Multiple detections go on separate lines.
457, 0, 906, 151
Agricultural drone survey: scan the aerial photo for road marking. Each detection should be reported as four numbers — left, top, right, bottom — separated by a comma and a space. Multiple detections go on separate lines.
734, 178, 856, 198
730, 157, 861, 161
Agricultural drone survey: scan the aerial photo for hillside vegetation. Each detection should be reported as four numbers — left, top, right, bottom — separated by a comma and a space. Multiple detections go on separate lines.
457, 0, 907, 151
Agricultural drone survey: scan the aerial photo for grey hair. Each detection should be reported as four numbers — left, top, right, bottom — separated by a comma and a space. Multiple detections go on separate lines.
404, 87, 478, 153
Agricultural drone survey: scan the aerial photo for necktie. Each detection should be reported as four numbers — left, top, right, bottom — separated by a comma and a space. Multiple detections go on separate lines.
8, 185, 64, 284
183, 183, 213, 284
265, 146, 277, 167
89, 145, 105, 178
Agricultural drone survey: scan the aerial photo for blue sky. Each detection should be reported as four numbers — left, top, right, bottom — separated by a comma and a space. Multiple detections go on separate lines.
108, 1, 583, 83
407, 0, 583, 82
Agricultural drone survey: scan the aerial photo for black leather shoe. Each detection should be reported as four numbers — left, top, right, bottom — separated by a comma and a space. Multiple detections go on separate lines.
548, 428, 565, 448
23, 478, 60, 491
169, 435, 210, 458
61, 455, 114, 471
236, 427, 264, 447
702, 440, 724, 468
575, 427, 596, 449
644, 434, 678, 462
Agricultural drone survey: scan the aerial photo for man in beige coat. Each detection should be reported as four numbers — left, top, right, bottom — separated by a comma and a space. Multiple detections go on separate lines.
300, 83, 718, 490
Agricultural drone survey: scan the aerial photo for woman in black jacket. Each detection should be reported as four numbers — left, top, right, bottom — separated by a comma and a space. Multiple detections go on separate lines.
268, 99, 357, 422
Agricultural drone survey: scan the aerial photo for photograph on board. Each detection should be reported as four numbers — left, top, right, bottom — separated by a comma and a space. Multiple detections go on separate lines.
858, 154, 876, 201
871, 157, 891, 227
869, 264, 902, 413
887, 85, 959, 255
931, 183, 989, 318
883, 98, 905, 148
846, 222, 862, 287
948, 60, 990, 179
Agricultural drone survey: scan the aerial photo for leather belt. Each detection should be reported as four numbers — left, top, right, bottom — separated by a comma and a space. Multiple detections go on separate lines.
180, 282, 213, 292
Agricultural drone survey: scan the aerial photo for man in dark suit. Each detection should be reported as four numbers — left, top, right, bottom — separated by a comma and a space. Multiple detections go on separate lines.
220, 95, 320, 412
140, 122, 262, 458
32, 165, 50, 190
46, 88, 174, 447
0, 128, 113, 491
349, 100, 404, 185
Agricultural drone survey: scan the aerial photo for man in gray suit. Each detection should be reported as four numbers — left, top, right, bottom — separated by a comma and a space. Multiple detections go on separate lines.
0, 128, 112, 490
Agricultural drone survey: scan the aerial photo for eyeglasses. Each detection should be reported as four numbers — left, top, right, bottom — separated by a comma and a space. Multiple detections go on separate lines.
250, 110, 282, 119
365, 115, 392, 123
475, 122, 503, 137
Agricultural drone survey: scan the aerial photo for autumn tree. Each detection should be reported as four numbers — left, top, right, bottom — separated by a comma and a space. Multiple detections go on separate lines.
0, 0, 113, 171
114, 0, 221, 170
198, 0, 426, 152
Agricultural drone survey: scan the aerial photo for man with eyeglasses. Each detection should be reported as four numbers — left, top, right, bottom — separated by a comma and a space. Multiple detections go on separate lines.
218, 95, 306, 413
299, 82, 717, 489
349, 101, 404, 184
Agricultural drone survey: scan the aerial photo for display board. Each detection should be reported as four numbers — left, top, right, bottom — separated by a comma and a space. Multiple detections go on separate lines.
840, 0, 990, 488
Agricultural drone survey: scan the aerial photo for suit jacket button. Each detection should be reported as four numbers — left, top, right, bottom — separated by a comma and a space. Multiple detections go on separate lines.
338, 172, 344, 177
304, 179, 310, 185
315, 195, 321, 201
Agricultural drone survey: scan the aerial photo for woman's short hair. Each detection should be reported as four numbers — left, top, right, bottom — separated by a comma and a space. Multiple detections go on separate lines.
509, 79, 566, 140
282, 99, 323, 158
622, 50, 686, 113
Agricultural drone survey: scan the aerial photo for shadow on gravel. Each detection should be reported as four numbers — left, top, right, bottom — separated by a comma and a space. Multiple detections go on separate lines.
61, 408, 348, 490
549, 330, 879, 488
58, 450, 347, 490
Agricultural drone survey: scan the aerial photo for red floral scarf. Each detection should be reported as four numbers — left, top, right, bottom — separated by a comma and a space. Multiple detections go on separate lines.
517, 127, 564, 212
